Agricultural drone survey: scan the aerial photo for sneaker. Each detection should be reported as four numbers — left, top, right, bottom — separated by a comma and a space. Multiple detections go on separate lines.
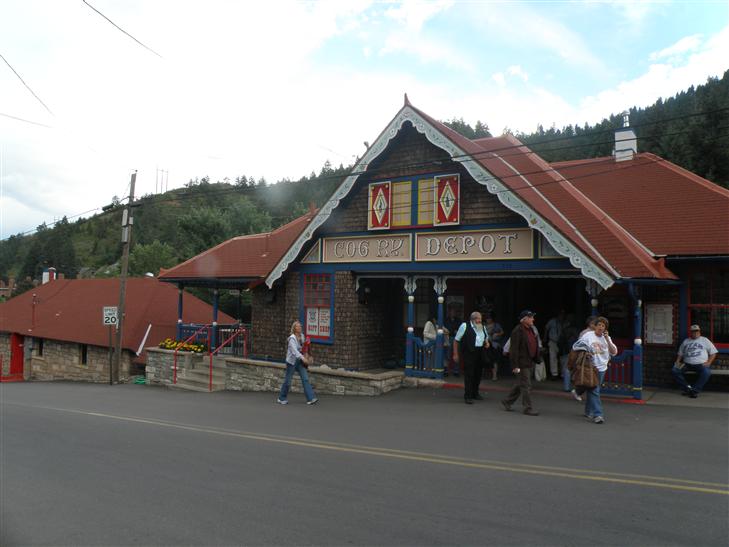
501, 400, 513, 412
593, 416, 605, 424
523, 408, 540, 416
584, 413, 594, 419
689, 390, 698, 399
464, 398, 474, 405
306, 398, 319, 405
571, 389, 583, 402
276, 398, 288, 405
473, 394, 485, 401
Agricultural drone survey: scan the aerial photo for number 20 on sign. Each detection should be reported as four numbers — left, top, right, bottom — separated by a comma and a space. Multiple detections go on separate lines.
103, 306, 118, 326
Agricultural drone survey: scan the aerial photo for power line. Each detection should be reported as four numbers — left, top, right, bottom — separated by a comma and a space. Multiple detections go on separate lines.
0, 112, 53, 129
82, 0, 163, 59
0, 53, 53, 116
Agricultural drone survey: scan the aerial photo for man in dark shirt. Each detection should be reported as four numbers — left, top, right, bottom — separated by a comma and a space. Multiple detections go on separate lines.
502, 310, 540, 416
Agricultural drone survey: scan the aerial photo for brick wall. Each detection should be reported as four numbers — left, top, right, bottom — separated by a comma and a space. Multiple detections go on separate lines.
641, 284, 728, 390
251, 271, 400, 371
251, 280, 288, 360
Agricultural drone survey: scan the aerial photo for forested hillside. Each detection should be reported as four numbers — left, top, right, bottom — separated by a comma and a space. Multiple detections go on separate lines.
2, 71, 727, 298
517, 71, 729, 187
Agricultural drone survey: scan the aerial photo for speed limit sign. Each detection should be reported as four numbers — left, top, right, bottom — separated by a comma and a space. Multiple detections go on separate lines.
103, 306, 118, 326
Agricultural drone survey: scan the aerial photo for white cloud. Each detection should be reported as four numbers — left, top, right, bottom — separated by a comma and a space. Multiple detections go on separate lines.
384, 0, 454, 31
649, 34, 703, 61
508, 65, 529, 82
492, 72, 506, 87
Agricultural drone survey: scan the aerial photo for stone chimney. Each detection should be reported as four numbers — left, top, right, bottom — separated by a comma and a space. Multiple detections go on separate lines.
614, 111, 637, 162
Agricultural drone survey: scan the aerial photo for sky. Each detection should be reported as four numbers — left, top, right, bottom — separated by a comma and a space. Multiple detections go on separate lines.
1, 0, 728, 239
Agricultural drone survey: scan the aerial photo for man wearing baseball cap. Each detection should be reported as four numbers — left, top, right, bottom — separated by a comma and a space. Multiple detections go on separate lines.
501, 310, 540, 416
673, 325, 717, 398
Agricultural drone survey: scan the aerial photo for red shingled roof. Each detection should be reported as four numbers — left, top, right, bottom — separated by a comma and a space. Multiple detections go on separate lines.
409, 105, 679, 280
0, 278, 234, 361
159, 211, 317, 282
551, 153, 729, 256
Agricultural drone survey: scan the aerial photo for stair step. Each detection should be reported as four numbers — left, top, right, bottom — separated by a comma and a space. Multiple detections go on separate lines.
168, 382, 225, 393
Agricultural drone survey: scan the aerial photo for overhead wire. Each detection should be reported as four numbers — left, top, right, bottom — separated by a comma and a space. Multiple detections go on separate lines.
81, 0, 163, 59
0, 53, 54, 116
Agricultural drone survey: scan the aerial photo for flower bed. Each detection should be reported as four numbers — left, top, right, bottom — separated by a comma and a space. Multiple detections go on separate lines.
158, 338, 208, 353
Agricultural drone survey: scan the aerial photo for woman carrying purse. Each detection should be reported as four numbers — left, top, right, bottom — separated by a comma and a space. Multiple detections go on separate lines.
277, 320, 318, 405
573, 316, 617, 424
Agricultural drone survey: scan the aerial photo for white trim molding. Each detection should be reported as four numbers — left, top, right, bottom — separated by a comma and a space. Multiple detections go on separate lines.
265, 106, 615, 289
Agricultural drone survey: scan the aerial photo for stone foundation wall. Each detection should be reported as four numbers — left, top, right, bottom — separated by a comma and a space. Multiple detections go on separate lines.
29, 338, 131, 382
225, 358, 404, 396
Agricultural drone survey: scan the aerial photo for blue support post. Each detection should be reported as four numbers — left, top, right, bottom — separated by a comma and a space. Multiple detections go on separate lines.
405, 279, 415, 372
212, 289, 219, 351
176, 286, 184, 339
629, 283, 643, 400
434, 292, 445, 378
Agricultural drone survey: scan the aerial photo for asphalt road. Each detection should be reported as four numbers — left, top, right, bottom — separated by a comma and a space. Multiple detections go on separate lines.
1, 382, 727, 546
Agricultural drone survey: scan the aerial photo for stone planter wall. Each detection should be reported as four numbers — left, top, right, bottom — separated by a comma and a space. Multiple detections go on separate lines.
145, 347, 205, 386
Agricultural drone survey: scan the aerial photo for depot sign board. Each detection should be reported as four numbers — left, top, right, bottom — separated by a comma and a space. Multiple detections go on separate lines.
320, 229, 533, 264
415, 228, 533, 261
323, 234, 412, 263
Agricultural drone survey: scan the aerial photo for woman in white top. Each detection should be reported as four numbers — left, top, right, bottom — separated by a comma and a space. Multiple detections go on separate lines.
573, 316, 617, 424
277, 321, 318, 405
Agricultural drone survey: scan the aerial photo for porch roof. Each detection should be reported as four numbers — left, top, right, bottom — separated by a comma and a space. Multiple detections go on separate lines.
158, 210, 318, 287
0, 278, 233, 360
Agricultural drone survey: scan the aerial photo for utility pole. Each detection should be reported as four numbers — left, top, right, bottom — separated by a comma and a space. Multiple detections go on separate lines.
113, 171, 136, 384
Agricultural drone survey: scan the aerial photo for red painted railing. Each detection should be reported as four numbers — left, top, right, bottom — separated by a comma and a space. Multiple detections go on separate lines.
207, 326, 248, 391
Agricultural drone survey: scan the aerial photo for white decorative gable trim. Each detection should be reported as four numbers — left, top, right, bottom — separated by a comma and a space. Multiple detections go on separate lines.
266, 106, 615, 289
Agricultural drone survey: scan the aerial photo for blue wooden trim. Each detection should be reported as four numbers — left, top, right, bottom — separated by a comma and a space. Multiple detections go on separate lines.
212, 289, 219, 349
629, 283, 643, 400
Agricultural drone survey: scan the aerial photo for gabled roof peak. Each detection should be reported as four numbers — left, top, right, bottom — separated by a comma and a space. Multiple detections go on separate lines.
403, 93, 411, 107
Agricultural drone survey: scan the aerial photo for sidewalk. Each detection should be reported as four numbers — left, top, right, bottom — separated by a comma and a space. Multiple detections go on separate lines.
428, 374, 729, 410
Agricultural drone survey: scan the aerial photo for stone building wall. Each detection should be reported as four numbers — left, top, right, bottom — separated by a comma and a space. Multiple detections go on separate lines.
0, 333, 10, 375
28, 338, 131, 382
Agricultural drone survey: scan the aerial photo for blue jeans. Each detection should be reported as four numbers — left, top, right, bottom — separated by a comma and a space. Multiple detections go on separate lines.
279, 359, 316, 402
561, 354, 571, 391
672, 363, 712, 393
585, 370, 606, 418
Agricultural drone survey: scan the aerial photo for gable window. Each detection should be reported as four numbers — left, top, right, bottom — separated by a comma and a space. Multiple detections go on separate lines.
303, 274, 332, 341
688, 269, 729, 347
417, 178, 435, 225
391, 181, 412, 227
80, 344, 88, 365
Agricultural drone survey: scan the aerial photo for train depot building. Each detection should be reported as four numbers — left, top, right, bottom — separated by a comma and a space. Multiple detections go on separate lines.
160, 97, 729, 398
